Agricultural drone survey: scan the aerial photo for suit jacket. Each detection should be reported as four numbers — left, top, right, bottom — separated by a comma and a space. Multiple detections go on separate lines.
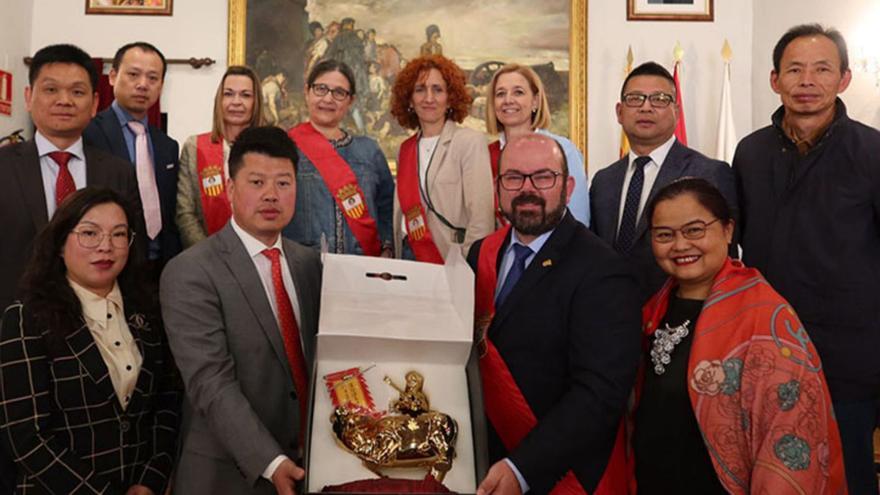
589, 140, 737, 301
0, 140, 140, 310
0, 302, 181, 494
393, 119, 495, 259
84, 107, 182, 263
160, 224, 321, 494
467, 213, 642, 494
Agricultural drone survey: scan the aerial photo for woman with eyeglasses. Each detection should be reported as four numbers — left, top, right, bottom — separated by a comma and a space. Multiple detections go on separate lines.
0, 187, 181, 495
176, 65, 264, 249
627, 178, 845, 494
485, 64, 590, 227
285, 59, 394, 256
390, 54, 494, 263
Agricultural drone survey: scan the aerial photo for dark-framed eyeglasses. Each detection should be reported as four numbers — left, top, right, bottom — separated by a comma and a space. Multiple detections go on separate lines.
622, 92, 675, 108
497, 170, 563, 191
310, 83, 351, 101
69, 228, 135, 249
651, 219, 720, 243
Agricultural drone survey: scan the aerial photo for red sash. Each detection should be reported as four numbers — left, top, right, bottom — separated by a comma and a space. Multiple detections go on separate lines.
396, 134, 444, 264
195, 133, 232, 235
289, 123, 381, 256
475, 226, 626, 495
487, 141, 507, 227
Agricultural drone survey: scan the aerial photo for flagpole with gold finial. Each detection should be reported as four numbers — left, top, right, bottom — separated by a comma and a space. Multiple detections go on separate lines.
716, 39, 737, 162
619, 45, 634, 158
672, 41, 688, 145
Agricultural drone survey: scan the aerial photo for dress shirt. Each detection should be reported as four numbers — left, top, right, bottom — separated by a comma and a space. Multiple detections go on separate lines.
69, 280, 142, 409
494, 224, 556, 299
616, 135, 676, 228
229, 217, 302, 480
36, 131, 86, 218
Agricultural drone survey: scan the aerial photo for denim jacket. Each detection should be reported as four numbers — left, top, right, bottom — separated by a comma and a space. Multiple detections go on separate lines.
282, 132, 394, 254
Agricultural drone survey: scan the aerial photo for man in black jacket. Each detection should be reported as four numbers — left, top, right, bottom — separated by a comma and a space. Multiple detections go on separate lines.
733, 24, 880, 494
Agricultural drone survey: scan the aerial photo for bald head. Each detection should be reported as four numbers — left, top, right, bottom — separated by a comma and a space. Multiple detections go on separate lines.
500, 133, 568, 177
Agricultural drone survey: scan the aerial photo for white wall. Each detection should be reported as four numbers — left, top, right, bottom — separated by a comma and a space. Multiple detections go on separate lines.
0, 0, 34, 139
751, 0, 880, 130
587, 0, 753, 178
29, 0, 228, 144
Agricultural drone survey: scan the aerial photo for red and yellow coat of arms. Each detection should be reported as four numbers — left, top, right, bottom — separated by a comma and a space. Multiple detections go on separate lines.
405, 206, 428, 241
200, 165, 225, 197
337, 183, 366, 219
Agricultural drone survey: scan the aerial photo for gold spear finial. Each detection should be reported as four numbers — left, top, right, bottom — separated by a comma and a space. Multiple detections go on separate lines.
673, 41, 684, 62
626, 45, 634, 68
721, 39, 733, 62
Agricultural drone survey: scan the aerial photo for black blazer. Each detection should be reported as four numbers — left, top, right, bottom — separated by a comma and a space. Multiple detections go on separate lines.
467, 213, 642, 494
589, 140, 737, 301
0, 302, 181, 494
0, 140, 141, 310
83, 108, 182, 263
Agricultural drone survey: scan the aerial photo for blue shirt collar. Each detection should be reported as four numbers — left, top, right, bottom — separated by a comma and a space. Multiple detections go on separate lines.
111, 100, 149, 129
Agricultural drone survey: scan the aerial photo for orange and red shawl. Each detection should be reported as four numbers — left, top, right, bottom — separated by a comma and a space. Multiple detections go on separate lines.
631, 258, 847, 494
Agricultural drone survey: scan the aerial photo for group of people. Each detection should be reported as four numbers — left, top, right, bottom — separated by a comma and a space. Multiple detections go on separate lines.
0, 21, 876, 495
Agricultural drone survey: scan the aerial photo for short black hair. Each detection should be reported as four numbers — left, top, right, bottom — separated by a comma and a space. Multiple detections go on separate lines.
307, 59, 357, 96
773, 24, 849, 73
29, 44, 99, 92
620, 61, 675, 100
309, 21, 324, 34
228, 126, 298, 178
113, 41, 167, 79
646, 177, 732, 228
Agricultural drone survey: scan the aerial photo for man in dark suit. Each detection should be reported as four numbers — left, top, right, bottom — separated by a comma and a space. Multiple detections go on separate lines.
734, 24, 880, 493
83, 41, 181, 270
0, 43, 139, 494
469, 134, 641, 495
161, 127, 321, 495
590, 61, 736, 301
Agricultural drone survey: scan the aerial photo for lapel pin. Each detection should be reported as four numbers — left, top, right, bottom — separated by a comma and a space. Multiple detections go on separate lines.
542, 259, 553, 267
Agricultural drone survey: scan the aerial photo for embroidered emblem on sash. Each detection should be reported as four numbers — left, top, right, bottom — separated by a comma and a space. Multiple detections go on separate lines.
200, 165, 224, 197
337, 183, 365, 219
405, 206, 428, 240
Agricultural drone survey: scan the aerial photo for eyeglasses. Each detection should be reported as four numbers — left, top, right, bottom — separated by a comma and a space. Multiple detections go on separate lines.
651, 219, 720, 243
622, 92, 675, 108
310, 83, 351, 101
498, 170, 563, 191
70, 228, 134, 249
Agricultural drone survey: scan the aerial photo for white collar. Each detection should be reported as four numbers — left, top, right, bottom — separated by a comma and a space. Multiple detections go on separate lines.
230, 217, 284, 258
35, 131, 85, 161
627, 135, 676, 170
69, 278, 124, 327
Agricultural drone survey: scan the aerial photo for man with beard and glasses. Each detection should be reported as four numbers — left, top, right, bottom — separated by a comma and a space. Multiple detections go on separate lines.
467, 134, 641, 495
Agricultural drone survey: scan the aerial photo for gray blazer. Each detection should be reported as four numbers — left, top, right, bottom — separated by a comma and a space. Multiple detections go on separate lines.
160, 223, 321, 494
590, 140, 737, 301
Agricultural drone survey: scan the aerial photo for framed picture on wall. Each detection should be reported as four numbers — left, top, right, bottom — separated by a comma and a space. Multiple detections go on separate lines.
85, 0, 173, 16
227, 0, 586, 168
627, 0, 714, 22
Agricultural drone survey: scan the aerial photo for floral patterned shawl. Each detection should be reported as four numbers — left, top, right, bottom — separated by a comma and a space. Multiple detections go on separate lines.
636, 258, 847, 494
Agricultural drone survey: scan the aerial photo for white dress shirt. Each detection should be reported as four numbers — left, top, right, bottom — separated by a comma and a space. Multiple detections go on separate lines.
229, 217, 302, 480
70, 280, 142, 410
616, 135, 677, 228
36, 131, 87, 218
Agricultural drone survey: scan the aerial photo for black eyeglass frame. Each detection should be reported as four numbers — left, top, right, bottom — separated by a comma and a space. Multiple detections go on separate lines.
497, 170, 564, 191
310, 83, 352, 101
650, 218, 721, 243
621, 92, 675, 108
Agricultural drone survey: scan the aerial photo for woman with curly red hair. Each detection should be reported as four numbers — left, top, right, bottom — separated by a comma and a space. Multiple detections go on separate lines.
390, 55, 494, 263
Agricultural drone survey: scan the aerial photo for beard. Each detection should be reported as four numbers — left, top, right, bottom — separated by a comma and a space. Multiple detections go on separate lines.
502, 188, 567, 236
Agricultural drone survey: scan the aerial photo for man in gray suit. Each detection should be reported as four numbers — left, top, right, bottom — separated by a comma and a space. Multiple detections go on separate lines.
590, 61, 736, 301
161, 126, 321, 495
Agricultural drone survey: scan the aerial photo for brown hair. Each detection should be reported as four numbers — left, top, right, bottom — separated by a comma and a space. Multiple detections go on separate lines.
485, 64, 551, 135
390, 55, 472, 130
211, 65, 264, 142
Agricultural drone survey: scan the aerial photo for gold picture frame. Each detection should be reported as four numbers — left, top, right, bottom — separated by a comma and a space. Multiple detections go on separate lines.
627, 0, 714, 22
85, 0, 173, 16
227, 0, 587, 169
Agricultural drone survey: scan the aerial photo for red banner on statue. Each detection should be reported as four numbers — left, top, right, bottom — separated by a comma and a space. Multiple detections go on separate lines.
0, 70, 12, 116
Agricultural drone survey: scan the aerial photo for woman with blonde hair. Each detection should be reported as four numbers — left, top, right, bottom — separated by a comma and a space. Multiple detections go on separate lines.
176, 65, 264, 248
486, 63, 589, 226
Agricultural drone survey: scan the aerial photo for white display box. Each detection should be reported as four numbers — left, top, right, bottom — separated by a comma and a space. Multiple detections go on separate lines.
305, 250, 488, 494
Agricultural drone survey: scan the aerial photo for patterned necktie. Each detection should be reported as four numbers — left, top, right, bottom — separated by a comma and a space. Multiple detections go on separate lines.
495, 243, 533, 307
49, 151, 76, 208
262, 248, 309, 438
127, 121, 162, 239
614, 156, 652, 253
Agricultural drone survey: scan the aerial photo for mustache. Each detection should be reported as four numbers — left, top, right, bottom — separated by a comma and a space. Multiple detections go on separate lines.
511, 193, 545, 208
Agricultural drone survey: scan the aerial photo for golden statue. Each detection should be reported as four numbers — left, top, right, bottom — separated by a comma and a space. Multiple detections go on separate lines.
331, 370, 458, 482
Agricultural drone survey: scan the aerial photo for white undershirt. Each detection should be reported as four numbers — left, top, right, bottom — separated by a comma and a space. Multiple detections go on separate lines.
616, 135, 676, 229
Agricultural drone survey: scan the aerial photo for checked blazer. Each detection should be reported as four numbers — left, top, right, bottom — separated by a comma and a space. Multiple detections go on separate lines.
0, 303, 182, 494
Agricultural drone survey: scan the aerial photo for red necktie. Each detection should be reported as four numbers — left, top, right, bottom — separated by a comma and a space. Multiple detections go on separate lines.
262, 248, 309, 438
50, 151, 76, 208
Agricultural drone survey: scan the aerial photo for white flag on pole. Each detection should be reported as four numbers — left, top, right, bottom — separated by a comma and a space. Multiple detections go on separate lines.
715, 50, 737, 163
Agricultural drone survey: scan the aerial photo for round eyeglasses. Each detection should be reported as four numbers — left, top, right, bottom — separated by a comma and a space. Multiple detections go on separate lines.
497, 170, 563, 191
69, 229, 135, 249
622, 92, 675, 108
650, 219, 720, 243
310, 83, 351, 101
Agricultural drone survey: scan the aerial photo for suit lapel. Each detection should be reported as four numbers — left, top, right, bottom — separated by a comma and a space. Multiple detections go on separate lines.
12, 141, 50, 232
99, 109, 132, 161
605, 158, 628, 243
634, 141, 688, 239
64, 321, 118, 405
125, 310, 159, 413
216, 226, 294, 381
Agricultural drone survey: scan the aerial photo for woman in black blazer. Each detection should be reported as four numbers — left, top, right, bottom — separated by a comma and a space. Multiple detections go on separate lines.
0, 187, 181, 495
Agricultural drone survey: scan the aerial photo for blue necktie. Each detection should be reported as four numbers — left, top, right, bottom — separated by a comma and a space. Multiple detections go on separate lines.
614, 156, 651, 253
495, 243, 533, 306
